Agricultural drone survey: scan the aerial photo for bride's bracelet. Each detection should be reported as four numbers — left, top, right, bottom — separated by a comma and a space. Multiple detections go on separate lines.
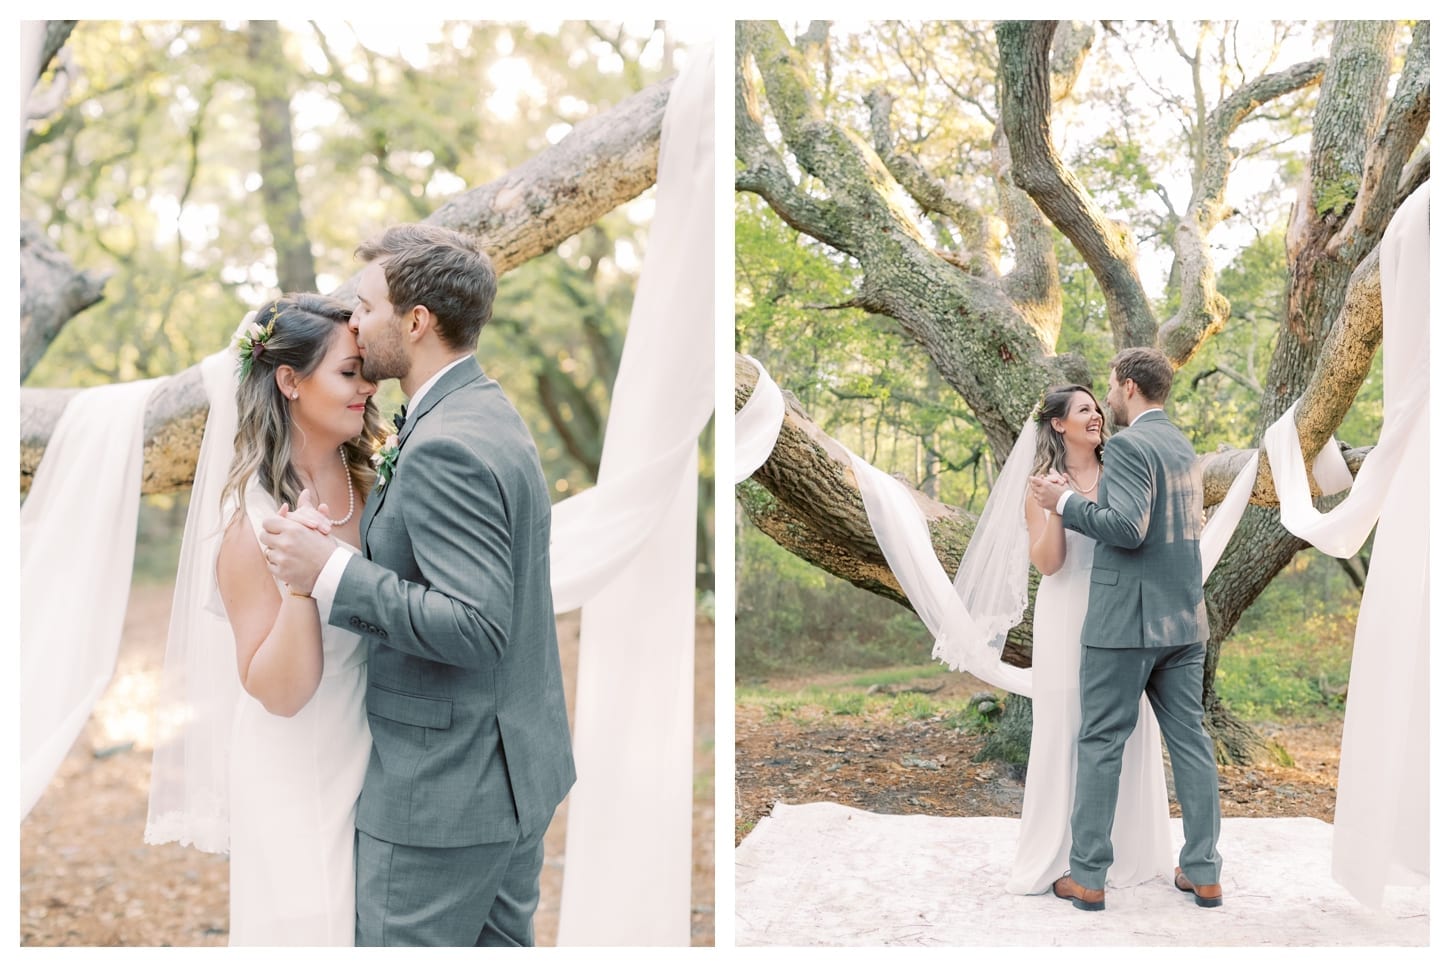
286, 586, 313, 599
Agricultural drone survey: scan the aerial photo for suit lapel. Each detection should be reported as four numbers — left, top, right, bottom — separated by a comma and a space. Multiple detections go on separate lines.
359, 479, 384, 546
360, 356, 484, 555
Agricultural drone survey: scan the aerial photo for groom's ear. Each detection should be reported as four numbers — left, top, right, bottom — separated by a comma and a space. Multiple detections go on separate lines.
404, 304, 434, 342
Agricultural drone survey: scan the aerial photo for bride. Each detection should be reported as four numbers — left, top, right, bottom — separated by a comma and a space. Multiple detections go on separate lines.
146, 294, 384, 945
987, 385, 1174, 894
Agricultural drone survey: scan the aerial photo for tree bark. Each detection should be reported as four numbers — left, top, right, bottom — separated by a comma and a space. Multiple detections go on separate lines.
19, 78, 676, 494
738, 21, 1084, 460
1197, 21, 1402, 763
246, 20, 318, 294
996, 21, 1159, 349
19, 219, 110, 382
1159, 58, 1326, 365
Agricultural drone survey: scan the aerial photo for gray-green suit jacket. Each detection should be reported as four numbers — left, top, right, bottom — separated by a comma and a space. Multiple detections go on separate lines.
1060, 409, 1210, 650
330, 357, 575, 848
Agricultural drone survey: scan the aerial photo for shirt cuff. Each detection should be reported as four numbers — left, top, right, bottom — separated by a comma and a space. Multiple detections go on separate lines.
1055, 490, 1073, 516
312, 547, 351, 621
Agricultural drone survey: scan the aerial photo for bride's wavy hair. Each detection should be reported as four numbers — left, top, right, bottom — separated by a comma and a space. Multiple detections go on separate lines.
221, 294, 385, 517
1032, 384, 1108, 476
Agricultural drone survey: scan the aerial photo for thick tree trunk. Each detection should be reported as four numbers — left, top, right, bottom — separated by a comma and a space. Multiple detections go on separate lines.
246, 20, 318, 294
19, 78, 676, 493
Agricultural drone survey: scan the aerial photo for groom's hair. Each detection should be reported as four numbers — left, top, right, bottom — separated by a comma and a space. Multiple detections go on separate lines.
356, 224, 497, 351
1111, 347, 1174, 403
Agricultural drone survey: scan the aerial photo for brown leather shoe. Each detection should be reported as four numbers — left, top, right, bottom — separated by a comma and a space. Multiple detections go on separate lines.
1174, 867, 1224, 908
1052, 874, 1105, 912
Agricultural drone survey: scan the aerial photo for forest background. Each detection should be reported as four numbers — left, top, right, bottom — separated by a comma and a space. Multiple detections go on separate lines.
734, 19, 1423, 765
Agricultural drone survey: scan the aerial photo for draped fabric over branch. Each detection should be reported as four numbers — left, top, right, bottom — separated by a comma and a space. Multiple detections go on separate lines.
1310, 183, 1427, 907
554, 47, 714, 946
20, 377, 162, 817
19, 48, 716, 946
734, 184, 1428, 906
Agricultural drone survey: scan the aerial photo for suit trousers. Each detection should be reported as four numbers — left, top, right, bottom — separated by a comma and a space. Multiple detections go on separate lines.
1069, 641, 1223, 890
354, 825, 546, 946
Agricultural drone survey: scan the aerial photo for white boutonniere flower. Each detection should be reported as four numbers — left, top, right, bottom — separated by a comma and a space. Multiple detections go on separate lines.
372, 433, 401, 486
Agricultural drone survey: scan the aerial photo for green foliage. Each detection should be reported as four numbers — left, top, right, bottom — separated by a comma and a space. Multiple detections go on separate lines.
735, 194, 992, 507
1217, 607, 1354, 721
1174, 229, 1291, 448
1217, 549, 1359, 721
735, 527, 936, 678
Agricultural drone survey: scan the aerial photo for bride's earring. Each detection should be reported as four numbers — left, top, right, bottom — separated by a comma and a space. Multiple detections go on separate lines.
291, 391, 299, 400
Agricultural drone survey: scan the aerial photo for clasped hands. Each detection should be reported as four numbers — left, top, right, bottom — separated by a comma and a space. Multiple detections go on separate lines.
257, 489, 336, 595
1026, 471, 1071, 512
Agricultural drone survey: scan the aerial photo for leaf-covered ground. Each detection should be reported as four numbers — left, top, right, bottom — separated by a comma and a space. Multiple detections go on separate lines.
736, 669, 1340, 846
21, 583, 715, 947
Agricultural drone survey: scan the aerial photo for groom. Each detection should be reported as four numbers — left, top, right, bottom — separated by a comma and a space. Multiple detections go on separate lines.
1028, 347, 1223, 912
261, 224, 575, 945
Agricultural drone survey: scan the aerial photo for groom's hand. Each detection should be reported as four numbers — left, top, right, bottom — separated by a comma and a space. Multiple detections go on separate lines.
258, 513, 334, 595
1028, 473, 1070, 511
281, 488, 333, 535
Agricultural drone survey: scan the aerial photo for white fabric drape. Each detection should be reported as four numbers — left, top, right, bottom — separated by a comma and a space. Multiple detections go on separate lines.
143, 348, 246, 853
852, 454, 1033, 696
553, 47, 714, 945
20, 376, 161, 816
733, 355, 785, 483
1316, 183, 1428, 906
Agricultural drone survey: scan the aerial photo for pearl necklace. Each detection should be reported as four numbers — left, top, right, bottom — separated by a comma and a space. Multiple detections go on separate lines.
328, 445, 356, 526
1067, 463, 1100, 495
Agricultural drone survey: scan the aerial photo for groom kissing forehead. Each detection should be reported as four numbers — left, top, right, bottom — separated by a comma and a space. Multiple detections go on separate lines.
350, 223, 497, 393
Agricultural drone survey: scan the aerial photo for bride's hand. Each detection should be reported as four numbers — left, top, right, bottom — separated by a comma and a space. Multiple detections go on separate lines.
280, 488, 333, 536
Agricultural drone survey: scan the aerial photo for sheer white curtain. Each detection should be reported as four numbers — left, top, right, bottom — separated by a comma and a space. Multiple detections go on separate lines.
20, 377, 161, 816
1282, 183, 1427, 906
552, 46, 714, 945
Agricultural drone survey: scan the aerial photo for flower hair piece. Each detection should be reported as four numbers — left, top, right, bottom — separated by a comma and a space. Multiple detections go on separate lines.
234, 304, 280, 381
1030, 397, 1045, 423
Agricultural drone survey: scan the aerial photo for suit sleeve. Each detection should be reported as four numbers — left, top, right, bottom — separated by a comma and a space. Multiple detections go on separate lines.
1060, 433, 1154, 549
331, 434, 513, 669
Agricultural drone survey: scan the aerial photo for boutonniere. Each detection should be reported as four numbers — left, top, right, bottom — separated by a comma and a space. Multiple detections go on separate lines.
371, 433, 401, 486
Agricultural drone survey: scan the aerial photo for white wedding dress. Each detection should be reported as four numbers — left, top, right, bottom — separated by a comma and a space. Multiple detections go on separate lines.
1005, 520, 1174, 894
225, 478, 372, 945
